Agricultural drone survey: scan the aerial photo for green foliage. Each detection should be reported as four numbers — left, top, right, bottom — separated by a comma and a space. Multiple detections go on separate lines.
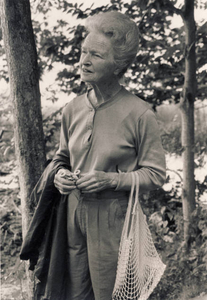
28, 0, 207, 105
43, 112, 62, 159
140, 185, 207, 300
177, 205, 207, 298
158, 103, 207, 155
0, 189, 22, 274
1, 0, 207, 104
0, 96, 15, 164
0, 27, 9, 82
161, 124, 183, 155
195, 175, 207, 203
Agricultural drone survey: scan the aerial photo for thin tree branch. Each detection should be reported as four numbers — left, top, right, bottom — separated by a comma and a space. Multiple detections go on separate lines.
43, 106, 64, 122
197, 85, 207, 92
166, 168, 183, 182
164, 0, 183, 17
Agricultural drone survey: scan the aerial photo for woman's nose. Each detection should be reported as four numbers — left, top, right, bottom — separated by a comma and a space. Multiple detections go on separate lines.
81, 53, 91, 66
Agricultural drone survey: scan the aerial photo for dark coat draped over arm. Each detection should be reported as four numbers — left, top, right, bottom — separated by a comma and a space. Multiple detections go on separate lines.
20, 157, 70, 300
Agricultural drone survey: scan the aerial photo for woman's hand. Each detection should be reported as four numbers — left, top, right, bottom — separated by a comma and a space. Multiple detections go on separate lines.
76, 171, 118, 193
54, 169, 76, 195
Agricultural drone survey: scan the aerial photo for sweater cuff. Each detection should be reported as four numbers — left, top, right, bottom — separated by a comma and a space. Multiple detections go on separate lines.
115, 172, 132, 191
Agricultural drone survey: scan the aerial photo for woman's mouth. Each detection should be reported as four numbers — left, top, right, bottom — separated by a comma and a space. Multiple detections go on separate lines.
82, 68, 92, 73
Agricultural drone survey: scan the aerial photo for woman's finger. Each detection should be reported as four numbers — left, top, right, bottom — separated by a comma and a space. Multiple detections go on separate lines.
54, 177, 76, 194
76, 177, 96, 190
55, 185, 76, 194
55, 174, 75, 185
80, 182, 99, 191
76, 173, 94, 185
81, 183, 104, 193
54, 178, 76, 188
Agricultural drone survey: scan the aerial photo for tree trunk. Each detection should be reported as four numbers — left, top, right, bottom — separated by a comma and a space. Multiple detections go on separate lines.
1, 1, 46, 297
180, 0, 196, 246
1, 0, 46, 238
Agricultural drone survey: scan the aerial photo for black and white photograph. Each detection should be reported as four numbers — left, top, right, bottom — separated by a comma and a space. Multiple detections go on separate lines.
0, 0, 207, 299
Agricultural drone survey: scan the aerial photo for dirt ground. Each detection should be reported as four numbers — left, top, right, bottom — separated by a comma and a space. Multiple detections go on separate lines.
1, 276, 207, 300
1, 279, 27, 300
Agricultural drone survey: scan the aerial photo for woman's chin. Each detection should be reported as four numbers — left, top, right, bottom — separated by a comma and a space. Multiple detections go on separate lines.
81, 78, 96, 86
81, 75, 92, 83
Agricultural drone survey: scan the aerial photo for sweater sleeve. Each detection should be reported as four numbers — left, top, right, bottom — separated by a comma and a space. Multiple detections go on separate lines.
116, 109, 166, 193
52, 107, 71, 172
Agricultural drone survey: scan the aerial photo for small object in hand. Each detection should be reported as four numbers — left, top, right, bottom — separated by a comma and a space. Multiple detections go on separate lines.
73, 170, 81, 181
58, 169, 80, 181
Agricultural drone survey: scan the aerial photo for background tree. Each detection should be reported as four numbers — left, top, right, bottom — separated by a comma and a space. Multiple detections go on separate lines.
179, 0, 196, 246
1, 1, 46, 296
0, 0, 46, 233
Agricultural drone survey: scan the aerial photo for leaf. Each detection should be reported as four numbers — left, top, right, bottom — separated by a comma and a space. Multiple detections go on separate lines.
162, 220, 169, 228
201, 228, 207, 238
161, 206, 166, 215
163, 45, 182, 60
163, 235, 174, 243
197, 21, 207, 34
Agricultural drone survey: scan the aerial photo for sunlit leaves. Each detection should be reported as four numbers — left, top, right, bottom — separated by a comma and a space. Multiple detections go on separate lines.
1, 0, 207, 102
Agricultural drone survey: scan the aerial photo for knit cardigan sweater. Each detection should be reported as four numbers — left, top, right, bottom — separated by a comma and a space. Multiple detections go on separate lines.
55, 86, 166, 193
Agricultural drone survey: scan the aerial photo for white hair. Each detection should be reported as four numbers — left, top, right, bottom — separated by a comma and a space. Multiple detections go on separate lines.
85, 11, 139, 78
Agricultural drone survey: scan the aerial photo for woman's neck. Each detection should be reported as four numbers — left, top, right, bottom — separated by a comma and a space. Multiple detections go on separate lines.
88, 78, 121, 106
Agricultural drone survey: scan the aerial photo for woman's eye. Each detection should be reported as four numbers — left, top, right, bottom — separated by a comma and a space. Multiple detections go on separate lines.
93, 53, 101, 58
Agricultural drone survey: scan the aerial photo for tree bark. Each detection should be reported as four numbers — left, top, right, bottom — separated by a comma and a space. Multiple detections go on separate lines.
180, 0, 196, 246
0, 0, 46, 233
1, 1, 46, 297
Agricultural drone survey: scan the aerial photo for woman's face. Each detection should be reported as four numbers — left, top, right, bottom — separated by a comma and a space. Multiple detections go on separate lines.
80, 32, 117, 85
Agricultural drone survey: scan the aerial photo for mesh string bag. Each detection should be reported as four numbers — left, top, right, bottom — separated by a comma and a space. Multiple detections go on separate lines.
112, 172, 166, 300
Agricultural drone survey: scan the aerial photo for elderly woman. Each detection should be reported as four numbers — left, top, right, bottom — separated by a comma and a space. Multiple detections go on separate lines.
52, 11, 166, 300
21, 10, 165, 300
